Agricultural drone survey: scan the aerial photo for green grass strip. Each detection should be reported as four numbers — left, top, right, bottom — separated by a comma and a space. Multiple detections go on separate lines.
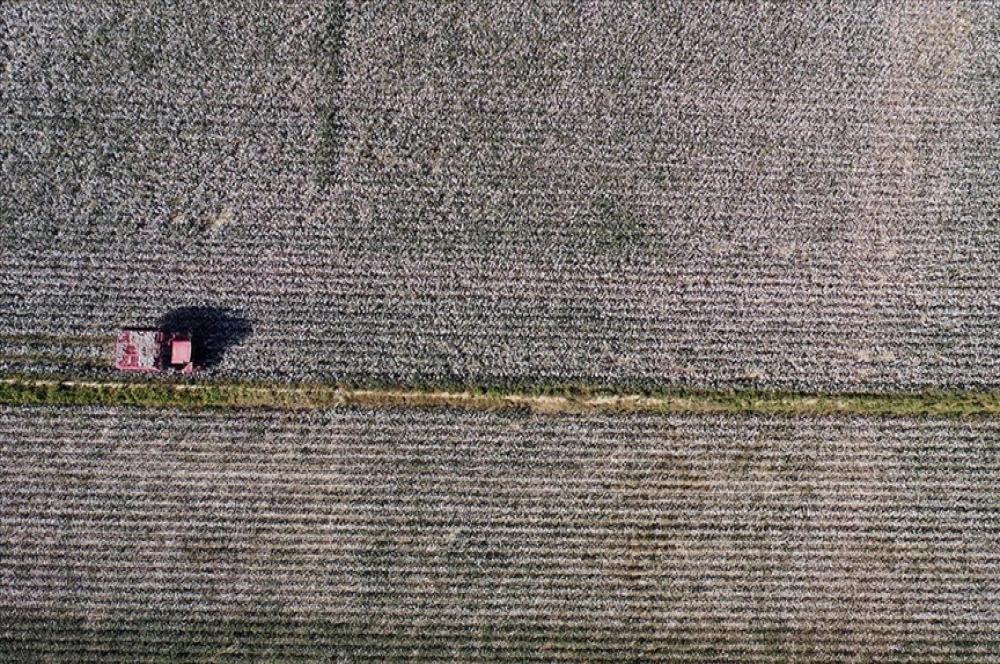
2, 376, 1000, 418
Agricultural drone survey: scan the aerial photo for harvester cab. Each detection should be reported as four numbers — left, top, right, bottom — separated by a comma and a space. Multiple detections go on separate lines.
115, 328, 196, 374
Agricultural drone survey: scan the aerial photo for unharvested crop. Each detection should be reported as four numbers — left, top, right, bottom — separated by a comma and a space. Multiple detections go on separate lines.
2, 2, 1000, 392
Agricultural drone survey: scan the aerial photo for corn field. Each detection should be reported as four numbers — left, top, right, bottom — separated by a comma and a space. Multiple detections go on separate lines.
3, 405, 1000, 660
2, 1, 1000, 390
3, 1, 1000, 660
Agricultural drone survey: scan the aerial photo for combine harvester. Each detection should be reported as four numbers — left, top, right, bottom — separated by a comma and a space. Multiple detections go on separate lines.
114, 328, 196, 374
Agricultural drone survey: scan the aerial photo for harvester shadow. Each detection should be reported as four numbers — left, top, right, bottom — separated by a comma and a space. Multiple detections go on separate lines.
158, 307, 253, 370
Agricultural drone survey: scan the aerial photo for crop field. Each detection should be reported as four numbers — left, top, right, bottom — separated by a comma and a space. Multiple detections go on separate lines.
2, 405, 1000, 661
2, 1, 1000, 390
4, 2, 1000, 661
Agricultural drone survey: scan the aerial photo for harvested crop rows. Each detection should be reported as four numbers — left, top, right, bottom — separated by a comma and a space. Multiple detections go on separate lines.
3, 2, 1000, 390
3, 405, 1000, 660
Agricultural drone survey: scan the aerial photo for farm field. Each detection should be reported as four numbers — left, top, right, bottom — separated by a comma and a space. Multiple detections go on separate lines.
4, 2, 1000, 661
3, 405, 1000, 661
2, 1, 1000, 391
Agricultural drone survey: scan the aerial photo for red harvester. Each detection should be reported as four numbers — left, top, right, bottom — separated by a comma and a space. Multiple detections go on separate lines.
114, 328, 195, 374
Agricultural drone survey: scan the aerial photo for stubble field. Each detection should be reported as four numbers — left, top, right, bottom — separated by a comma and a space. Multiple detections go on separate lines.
3, 405, 1000, 661
2, 1, 1000, 390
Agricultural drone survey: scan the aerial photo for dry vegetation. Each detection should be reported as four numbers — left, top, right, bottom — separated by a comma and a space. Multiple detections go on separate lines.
2, 406, 1000, 661
1, 1, 999, 391
8, 377, 1000, 419
3, 1, 1000, 660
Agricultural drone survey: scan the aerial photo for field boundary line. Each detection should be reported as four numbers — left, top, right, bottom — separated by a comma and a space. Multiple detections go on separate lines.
2, 377, 1000, 418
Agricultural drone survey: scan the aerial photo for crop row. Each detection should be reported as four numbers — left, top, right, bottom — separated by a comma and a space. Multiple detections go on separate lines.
2, 405, 999, 659
2, 1, 1000, 392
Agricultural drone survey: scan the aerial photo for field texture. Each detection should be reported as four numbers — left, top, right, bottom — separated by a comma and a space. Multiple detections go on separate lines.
2, 405, 1000, 660
3, 1, 1000, 390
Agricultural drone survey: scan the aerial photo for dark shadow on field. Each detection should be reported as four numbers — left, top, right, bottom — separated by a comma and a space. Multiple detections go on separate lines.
317, 1, 347, 184
158, 307, 253, 370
